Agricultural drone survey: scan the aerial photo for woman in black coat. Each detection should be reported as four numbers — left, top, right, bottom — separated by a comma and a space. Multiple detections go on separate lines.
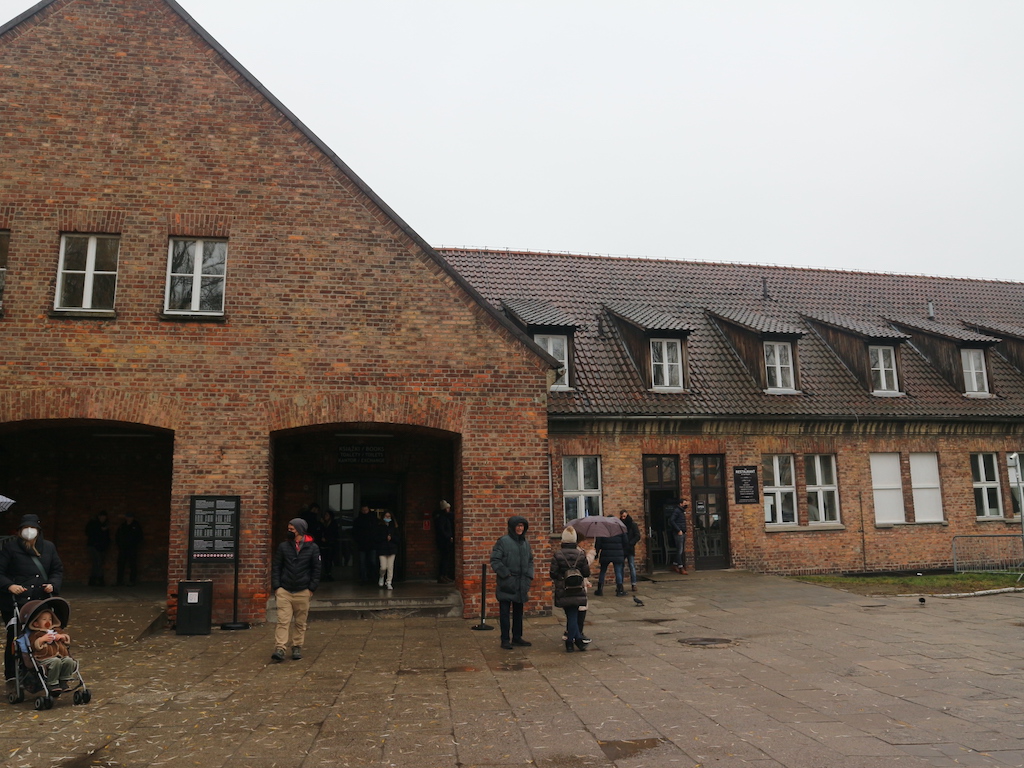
594, 515, 627, 597
0, 514, 64, 679
550, 527, 590, 652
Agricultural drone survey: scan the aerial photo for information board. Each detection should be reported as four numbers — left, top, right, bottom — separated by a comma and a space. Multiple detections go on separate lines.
188, 495, 240, 562
733, 466, 760, 505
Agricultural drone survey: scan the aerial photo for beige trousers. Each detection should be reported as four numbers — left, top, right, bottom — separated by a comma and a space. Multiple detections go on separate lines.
274, 588, 311, 650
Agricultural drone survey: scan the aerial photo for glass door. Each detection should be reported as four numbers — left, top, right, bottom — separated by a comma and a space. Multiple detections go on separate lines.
691, 455, 729, 569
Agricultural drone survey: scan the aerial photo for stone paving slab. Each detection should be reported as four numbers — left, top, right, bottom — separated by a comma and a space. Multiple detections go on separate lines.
3, 571, 1024, 767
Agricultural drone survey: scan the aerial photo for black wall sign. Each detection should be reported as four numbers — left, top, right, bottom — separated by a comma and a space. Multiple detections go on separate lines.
188, 495, 240, 562
733, 466, 760, 505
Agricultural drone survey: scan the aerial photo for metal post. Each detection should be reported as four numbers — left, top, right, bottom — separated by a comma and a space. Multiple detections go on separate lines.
471, 563, 493, 631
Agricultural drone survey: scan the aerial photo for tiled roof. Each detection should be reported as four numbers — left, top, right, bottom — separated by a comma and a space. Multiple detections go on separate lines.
707, 307, 804, 336
963, 320, 1024, 341
605, 302, 693, 332
437, 248, 1024, 420
802, 311, 911, 340
502, 298, 577, 328
886, 316, 1000, 343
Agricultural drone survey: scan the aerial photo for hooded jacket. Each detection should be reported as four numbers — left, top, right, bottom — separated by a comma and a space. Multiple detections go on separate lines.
0, 535, 64, 597
489, 516, 534, 603
621, 514, 642, 556
271, 534, 321, 593
550, 543, 591, 608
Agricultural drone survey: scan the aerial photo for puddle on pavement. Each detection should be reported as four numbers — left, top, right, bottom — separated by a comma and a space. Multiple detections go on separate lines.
678, 637, 734, 648
598, 737, 668, 760
491, 661, 535, 672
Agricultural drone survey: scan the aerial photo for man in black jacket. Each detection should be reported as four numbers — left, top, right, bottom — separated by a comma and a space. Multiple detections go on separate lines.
270, 518, 321, 662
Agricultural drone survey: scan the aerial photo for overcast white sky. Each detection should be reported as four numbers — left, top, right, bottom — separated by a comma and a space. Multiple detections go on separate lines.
3, 0, 1024, 281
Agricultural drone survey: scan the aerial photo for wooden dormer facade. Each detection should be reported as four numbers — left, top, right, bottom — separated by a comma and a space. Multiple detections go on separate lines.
604, 302, 693, 391
802, 312, 911, 395
707, 308, 805, 393
888, 317, 1000, 397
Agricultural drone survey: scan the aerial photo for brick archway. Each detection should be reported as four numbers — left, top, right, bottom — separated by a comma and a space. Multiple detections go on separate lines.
0, 387, 183, 431
265, 391, 468, 434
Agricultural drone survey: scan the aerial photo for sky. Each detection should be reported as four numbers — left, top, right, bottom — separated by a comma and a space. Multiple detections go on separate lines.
2, 0, 1024, 282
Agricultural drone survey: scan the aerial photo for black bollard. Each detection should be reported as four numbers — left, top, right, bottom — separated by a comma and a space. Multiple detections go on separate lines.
471, 562, 494, 631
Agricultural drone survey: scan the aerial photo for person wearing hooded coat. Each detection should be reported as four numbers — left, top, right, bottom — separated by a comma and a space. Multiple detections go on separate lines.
489, 515, 534, 650
619, 509, 642, 591
270, 517, 321, 662
0, 513, 64, 680
550, 526, 590, 652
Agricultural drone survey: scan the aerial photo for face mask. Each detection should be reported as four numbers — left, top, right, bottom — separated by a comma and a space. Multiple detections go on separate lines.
21, 528, 38, 541
383, 517, 392, 523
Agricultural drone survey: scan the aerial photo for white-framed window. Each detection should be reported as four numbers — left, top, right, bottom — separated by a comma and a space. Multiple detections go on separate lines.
0, 231, 8, 311
869, 345, 899, 393
961, 348, 989, 395
1008, 452, 1024, 517
870, 452, 905, 524
764, 341, 795, 392
651, 338, 684, 390
971, 452, 1002, 517
535, 334, 569, 389
563, 456, 601, 522
165, 238, 227, 315
910, 452, 943, 523
805, 454, 839, 524
763, 454, 796, 524
55, 234, 120, 311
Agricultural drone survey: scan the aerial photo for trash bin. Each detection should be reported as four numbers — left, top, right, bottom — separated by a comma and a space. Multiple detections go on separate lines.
176, 580, 213, 635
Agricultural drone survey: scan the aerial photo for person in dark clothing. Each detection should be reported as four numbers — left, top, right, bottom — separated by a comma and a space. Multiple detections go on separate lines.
115, 512, 143, 586
311, 506, 339, 582
352, 505, 378, 585
84, 511, 110, 586
666, 498, 689, 574
594, 515, 628, 596
270, 517, 321, 662
550, 526, 590, 652
619, 509, 642, 591
0, 514, 64, 680
375, 511, 400, 590
434, 500, 455, 584
490, 515, 534, 650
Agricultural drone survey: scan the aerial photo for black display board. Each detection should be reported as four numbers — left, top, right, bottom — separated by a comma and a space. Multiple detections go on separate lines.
188, 495, 240, 563
733, 466, 760, 505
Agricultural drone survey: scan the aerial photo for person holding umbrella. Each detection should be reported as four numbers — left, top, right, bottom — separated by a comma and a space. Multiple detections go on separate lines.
0, 513, 64, 680
593, 513, 628, 597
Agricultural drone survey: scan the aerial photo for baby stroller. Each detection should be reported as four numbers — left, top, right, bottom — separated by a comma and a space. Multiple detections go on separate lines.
7, 596, 90, 710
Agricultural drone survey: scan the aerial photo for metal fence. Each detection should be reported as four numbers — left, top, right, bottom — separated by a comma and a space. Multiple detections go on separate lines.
952, 534, 1024, 577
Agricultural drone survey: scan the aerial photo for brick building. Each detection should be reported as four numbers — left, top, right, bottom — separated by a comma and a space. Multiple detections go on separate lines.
0, 0, 556, 622
442, 248, 1024, 575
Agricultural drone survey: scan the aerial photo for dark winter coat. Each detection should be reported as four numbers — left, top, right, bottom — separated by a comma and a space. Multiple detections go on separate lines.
116, 519, 143, 551
84, 517, 110, 552
352, 510, 378, 552
0, 536, 64, 617
490, 516, 534, 603
622, 514, 641, 557
434, 508, 454, 547
667, 503, 688, 534
375, 519, 400, 557
549, 543, 590, 609
271, 535, 321, 593
595, 531, 627, 565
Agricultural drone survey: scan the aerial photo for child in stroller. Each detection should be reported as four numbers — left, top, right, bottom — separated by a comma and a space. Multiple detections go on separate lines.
7, 596, 90, 709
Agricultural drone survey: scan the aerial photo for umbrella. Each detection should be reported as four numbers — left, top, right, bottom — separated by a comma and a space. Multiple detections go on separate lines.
569, 515, 627, 539
0, 495, 14, 513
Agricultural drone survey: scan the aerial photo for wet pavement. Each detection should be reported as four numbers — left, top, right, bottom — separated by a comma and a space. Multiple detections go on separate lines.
2, 570, 1024, 767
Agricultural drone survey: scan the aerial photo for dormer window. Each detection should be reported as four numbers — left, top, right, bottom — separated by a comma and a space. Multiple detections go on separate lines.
764, 341, 795, 392
535, 334, 570, 389
961, 348, 989, 395
869, 345, 899, 393
651, 338, 684, 390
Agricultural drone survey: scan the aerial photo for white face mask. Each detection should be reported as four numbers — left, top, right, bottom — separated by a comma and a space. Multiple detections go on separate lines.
20, 527, 38, 541
383, 517, 392, 523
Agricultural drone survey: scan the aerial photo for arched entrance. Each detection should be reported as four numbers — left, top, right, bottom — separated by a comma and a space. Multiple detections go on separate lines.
0, 420, 173, 588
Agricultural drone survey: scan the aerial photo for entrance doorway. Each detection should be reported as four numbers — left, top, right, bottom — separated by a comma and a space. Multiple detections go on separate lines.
643, 455, 679, 570
690, 454, 729, 569
322, 476, 403, 583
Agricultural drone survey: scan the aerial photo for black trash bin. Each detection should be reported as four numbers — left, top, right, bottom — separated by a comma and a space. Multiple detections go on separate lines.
176, 580, 213, 635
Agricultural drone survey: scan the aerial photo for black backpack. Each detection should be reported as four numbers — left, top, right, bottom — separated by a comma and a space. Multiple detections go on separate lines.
563, 552, 585, 595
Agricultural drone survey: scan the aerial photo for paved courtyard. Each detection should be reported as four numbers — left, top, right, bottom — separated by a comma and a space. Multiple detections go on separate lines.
2, 570, 1024, 767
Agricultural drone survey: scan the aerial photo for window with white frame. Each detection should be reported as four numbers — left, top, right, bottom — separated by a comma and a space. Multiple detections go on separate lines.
869, 345, 899, 393
961, 348, 989, 395
910, 452, 943, 523
535, 334, 569, 388
165, 238, 227, 315
1008, 453, 1024, 517
55, 234, 120, 311
971, 452, 1002, 517
764, 341, 795, 391
651, 338, 684, 389
0, 231, 8, 311
763, 454, 796, 524
870, 452, 905, 524
562, 456, 601, 522
805, 454, 839, 523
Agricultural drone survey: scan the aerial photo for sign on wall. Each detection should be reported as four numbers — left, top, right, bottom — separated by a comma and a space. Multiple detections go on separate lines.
733, 466, 760, 505
188, 495, 240, 562
338, 446, 386, 464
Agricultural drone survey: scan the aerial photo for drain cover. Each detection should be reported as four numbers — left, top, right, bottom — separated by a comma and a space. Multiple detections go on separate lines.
678, 637, 732, 647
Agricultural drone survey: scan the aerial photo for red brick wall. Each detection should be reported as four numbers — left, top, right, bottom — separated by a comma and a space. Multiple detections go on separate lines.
0, 0, 551, 622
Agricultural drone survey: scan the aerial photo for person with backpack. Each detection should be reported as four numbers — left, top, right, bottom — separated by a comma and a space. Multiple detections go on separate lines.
550, 526, 590, 652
